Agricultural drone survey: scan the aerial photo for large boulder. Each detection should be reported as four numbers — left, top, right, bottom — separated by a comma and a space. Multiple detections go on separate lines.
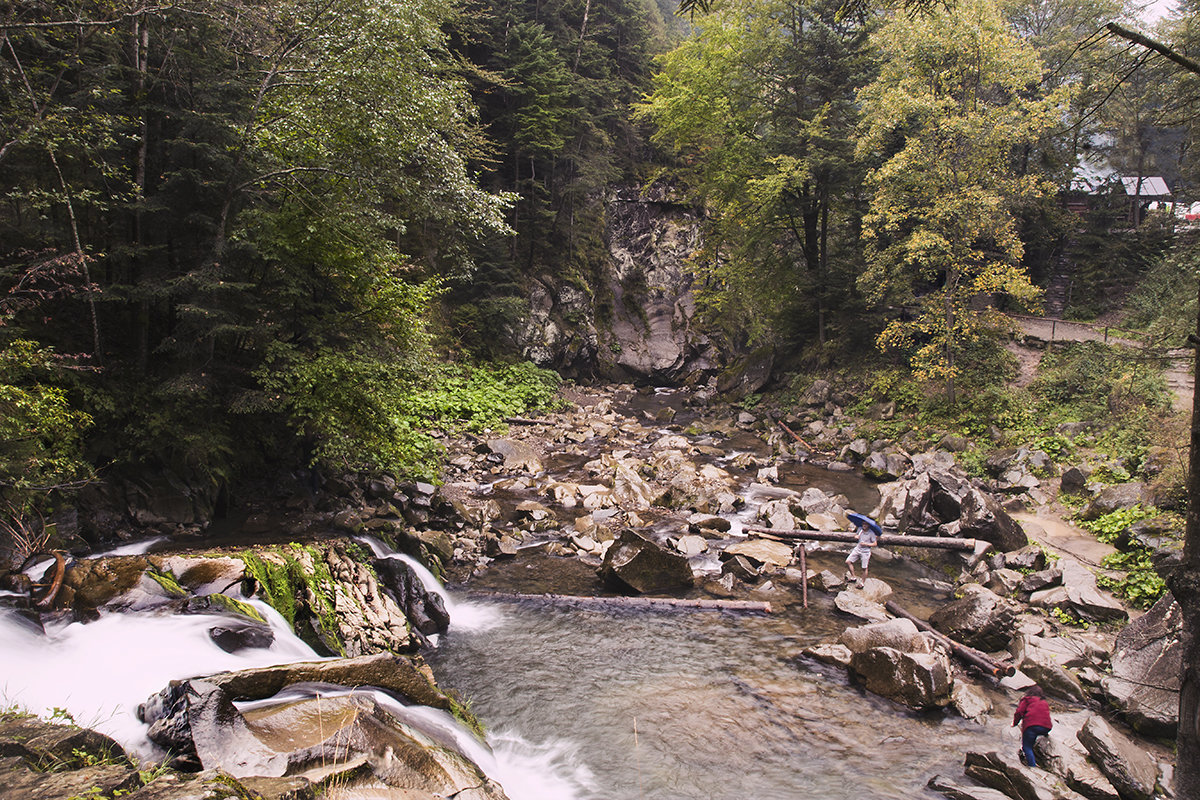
1058, 561, 1127, 623
874, 469, 1027, 551
849, 647, 952, 710
839, 618, 930, 654
598, 529, 694, 594
1101, 593, 1181, 736
834, 578, 892, 622
963, 750, 1090, 800
1079, 483, 1150, 521
373, 556, 450, 638
929, 584, 1016, 652
139, 673, 505, 797
716, 346, 775, 402
485, 438, 544, 474
1076, 715, 1159, 800
1037, 711, 1121, 800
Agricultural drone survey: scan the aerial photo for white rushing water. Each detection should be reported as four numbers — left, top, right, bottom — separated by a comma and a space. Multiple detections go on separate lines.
358, 535, 504, 632
0, 600, 315, 759
0, 546, 590, 799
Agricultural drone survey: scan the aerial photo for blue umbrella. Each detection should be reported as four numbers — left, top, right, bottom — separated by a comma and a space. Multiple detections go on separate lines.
846, 512, 882, 537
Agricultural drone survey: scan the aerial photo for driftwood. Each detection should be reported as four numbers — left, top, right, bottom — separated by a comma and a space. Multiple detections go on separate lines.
467, 591, 772, 614
744, 526, 982, 552
31, 550, 67, 610
503, 416, 545, 426
885, 600, 1015, 678
777, 421, 834, 456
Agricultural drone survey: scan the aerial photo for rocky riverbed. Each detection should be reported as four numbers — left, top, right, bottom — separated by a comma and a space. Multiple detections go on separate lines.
0, 382, 1183, 800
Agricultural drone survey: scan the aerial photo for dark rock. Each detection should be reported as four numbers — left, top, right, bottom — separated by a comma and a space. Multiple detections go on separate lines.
929, 584, 1016, 651
208, 619, 275, 653
1019, 567, 1062, 595
1079, 483, 1150, 521
598, 529, 694, 594
964, 750, 1089, 800
1102, 593, 1180, 736
1060, 466, 1091, 495
1077, 715, 1159, 800
0, 715, 131, 769
0, 760, 141, 800
1126, 517, 1179, 552
722, 554, 761, 581
849, 647, 952, 710
1004, 546, 1047, 572
876, 469, 1027, 551
800, 379, 832, 407
716, 346, 774, 402
374, 557, 450, 637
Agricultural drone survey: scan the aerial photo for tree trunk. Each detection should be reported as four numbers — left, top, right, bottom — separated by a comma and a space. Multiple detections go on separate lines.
1173, 278, 1200, 800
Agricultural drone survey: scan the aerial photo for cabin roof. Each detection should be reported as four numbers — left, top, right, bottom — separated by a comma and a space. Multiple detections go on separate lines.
1120, 176, 1171, 197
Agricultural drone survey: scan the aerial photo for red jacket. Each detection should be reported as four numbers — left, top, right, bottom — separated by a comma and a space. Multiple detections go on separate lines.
1013, 694, 1052, 731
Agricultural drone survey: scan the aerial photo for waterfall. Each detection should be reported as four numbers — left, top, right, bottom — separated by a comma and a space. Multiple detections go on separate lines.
0, 599, 315, 760
358, 535, 503, 632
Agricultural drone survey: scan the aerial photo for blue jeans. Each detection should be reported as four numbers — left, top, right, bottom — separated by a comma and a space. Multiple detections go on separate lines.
1022, 725, 1050, 767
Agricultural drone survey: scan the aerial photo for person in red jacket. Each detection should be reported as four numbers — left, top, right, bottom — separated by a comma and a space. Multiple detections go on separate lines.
1012, 685, 1053, 767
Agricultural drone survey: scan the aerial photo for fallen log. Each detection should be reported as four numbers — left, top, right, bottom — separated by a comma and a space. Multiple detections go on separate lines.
885, 600, 1015, 678
777, 421, 834, 456
744, 526, 981, 552
30, 550, 67, 610
465, 591, 772, 614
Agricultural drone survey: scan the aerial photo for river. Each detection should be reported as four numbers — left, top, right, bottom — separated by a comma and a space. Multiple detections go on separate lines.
0, 387, 1024, 799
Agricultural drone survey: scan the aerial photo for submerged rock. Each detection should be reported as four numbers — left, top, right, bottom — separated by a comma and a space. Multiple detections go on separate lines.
597, 529, 694, 594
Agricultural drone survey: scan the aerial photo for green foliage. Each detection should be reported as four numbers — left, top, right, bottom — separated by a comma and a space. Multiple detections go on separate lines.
1027, 342, 1170, 467
1097, 549, 1167, 609
256, 351, 561, 478
0, 338, 93, 503
1049, 606, 1091, 629
1076, 504, 1155, 543
240, 543, 412, 657
857, 0, 1063, 402
638, 0, 874, 346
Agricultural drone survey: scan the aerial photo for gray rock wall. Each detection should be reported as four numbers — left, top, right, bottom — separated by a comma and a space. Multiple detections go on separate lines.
519, 183, 720, 384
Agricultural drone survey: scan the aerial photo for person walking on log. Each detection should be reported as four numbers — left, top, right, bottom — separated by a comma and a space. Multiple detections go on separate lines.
844, 512, 881, 588
1012, 685, 1053, 768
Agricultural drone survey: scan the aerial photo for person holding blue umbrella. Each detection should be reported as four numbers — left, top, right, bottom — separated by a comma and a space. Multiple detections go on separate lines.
845, 511, 882, 587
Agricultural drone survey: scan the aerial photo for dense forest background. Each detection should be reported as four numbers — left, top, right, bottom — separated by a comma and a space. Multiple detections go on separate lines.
1, 0, 1199, 537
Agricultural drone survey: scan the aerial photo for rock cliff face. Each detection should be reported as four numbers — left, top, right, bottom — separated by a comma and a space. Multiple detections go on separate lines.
520, 184, 719, 384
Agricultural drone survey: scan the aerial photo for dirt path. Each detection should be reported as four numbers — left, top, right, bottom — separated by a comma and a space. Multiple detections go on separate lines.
1014, 314, 1194, 412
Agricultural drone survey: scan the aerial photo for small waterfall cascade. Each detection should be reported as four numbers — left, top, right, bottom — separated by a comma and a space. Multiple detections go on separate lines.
358, 535, 502, 632
0, 598, 315, 759
0, 545, 587, 799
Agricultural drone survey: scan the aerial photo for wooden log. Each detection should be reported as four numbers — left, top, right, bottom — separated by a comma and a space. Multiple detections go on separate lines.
885, 600, 1015, 678
744, 525, 981, 552
777, 421, 834, 455
465, 591, 772, 614
31, 550, 66, 610
799, 544, 808, 609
